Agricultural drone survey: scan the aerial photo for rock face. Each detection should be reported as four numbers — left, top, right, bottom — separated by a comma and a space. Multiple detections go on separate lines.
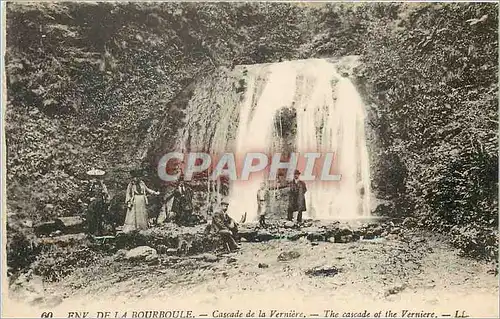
124, 246, 158, 262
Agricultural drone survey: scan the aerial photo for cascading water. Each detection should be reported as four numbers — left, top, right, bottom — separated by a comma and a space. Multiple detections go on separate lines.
227, 63, 297, 220
175, 58, 371, 222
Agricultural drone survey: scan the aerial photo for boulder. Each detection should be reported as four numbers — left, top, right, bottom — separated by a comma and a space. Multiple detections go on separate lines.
34, 221, 60, 236
306, 231, 326, 242
287, 231, 307, 241
166, 248, 178, 256
277, 250, 301, 262
54, 216, 85, 234
113, 249, 128, 261
124, 246, 158, 262
335, 234, 353, 243
284, 221, 295, 229
255, 230, 278, 242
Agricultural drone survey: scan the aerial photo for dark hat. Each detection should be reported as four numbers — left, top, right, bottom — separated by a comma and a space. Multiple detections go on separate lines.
130, 169, 143, 177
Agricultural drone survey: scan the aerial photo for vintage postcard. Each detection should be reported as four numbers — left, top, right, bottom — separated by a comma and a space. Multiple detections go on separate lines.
1, 1, 498, 318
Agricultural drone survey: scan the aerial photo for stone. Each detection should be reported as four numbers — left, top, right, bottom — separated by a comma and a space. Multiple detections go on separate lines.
255, 230, 278, 242
54, 216, 85, 234
385, 283, 406, 296
277, 250, 301, 262
402, 217, 418, 228
306, 228, 326, 241
363, 231, 376, 240
335, 234, 353, 243
284, 221, 295, 229
34, 221, 60, 236
21, 220, 34, 228
338, 226, 353, 236
287, 232, 307, 241
114, 249, 128, 260
201, 253, 219, 263
124, 246, 158, 261
227, 257, 237, 264
258, 263, 269, 268
390, 227, 401, 235
166, 248, 178, 255
305, 265, 339, 277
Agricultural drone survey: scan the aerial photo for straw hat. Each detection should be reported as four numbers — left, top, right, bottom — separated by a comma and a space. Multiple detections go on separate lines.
86, 168, 106, 177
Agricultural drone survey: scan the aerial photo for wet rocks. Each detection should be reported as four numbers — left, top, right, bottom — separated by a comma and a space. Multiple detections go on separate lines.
286, 231, 307, 241
277, 250, 301, 262
254, 230, 278, 242
305, 265, 340, 277
335, 234, 354, 243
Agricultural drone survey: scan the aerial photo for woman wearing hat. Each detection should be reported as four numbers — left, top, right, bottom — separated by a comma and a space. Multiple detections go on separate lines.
123, 170, 160, 233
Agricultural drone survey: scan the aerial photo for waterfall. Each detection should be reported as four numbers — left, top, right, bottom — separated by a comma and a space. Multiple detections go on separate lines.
227, 62, 297, 220
174, 58, 371, 222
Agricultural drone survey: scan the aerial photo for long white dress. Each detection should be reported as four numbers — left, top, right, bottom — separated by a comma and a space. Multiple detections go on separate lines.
123, 180, 156, 233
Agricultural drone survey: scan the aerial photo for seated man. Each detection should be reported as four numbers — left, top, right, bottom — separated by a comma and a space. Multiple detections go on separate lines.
209, 199, 239, 252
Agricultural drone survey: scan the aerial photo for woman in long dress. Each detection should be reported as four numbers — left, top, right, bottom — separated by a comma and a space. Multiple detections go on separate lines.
123, 174, 159, 233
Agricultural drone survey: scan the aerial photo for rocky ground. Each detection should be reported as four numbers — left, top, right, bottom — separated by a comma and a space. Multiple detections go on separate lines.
5, 219, 499, 318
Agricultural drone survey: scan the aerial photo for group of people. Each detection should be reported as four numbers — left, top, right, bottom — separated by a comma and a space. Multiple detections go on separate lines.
82, 169, 195, 237
82, 167, 308, 253
256, 169, 307, 227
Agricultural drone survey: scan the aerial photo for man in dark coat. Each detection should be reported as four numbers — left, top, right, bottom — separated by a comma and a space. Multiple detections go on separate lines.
210, 199, 239, 252
167, 177, 194, 225
287, 170, 307, 223
83, 169, 110, 236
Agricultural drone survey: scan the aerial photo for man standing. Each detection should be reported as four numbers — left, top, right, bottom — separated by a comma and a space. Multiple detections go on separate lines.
210, 199, 239, 252
84, 169, 110, 236
287, 170, 307, 224
257, 182, 269, 228
169, 177, 194, 225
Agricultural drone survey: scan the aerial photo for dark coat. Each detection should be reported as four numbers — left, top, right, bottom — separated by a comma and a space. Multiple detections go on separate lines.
84, 181, 110, 235
288, 179, 307, 212
210, 210, 238, 235
170, 185, 194, 213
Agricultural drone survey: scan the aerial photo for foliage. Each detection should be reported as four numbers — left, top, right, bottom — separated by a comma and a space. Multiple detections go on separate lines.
30, 246, 103, 282
359, 3, 498, 260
